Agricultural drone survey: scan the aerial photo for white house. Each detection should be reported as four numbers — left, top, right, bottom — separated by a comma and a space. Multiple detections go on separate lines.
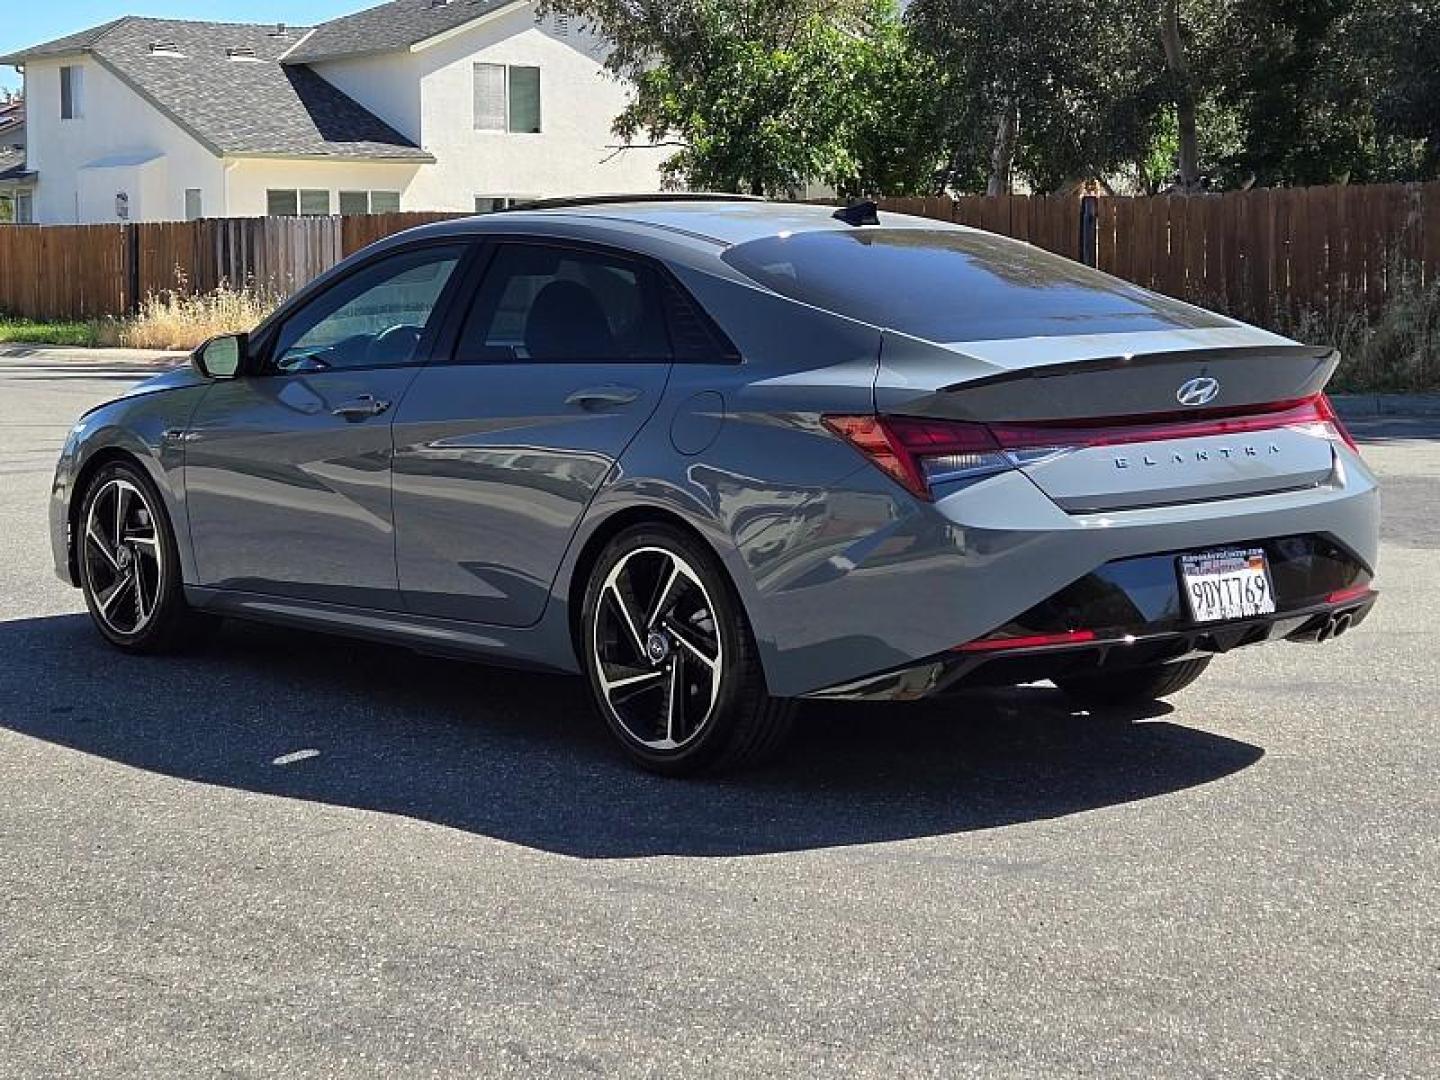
0, 0, 668, 224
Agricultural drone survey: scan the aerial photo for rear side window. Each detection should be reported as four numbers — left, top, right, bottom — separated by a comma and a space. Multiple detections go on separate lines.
721, 229, 1226, 343
456, 243, 672, 363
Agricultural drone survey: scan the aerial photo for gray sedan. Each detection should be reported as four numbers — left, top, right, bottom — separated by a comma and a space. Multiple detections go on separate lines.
50, 197, 1379, 774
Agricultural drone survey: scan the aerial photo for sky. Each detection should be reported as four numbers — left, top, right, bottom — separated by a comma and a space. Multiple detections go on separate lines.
1, 1, 368, 92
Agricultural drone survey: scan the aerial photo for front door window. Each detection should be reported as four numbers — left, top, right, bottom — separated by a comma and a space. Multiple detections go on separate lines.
271, 245, 465, 372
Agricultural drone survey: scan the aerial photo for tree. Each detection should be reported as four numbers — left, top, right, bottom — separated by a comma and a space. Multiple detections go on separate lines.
1196, 0, 1432, 187
1159, 0, 1200, 190
907, 0, 1166, 194
539, 0, 945, 196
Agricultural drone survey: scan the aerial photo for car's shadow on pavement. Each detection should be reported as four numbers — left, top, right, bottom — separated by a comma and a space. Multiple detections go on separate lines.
0, 614, 1264, 858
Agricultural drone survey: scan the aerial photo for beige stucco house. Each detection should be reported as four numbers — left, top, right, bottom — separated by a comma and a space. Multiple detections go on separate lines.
0, 0, 666, 224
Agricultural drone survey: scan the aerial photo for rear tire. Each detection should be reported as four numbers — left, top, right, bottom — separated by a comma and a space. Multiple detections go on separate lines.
580, 524, 793, 776
1055, 657, 1212, 708
77, 460, 219, 655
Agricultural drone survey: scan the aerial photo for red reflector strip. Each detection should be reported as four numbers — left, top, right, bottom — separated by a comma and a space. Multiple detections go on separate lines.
955, 629, 1098, 653
1326, 584, 1375, 605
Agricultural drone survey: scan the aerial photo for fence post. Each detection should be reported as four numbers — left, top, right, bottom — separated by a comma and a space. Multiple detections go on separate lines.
123, 223, 141, 316
1079, 195, 1099, 267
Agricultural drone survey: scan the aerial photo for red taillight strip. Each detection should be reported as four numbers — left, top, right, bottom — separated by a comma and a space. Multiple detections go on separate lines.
955, 629, 1098, 653
987, 394, 1355, 452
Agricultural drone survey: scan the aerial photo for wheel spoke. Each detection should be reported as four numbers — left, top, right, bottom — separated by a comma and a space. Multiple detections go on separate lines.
664, 658, 681, 744
601, 669, 665, 695
125, 533, 159, 553
605, 581, 647, 658
665, 620, 719, 670
112, 484, 130, 550
133, 556, 149, 622
646, 560, 682, 629
98, 572, 135, 616
85, 520, 120, 571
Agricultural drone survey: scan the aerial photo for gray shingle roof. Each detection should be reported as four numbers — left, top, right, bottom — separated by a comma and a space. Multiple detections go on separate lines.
0, 18, 130, 63
0, 147, 34, 184
284, 0, 523, 63
0, 17, 433, 162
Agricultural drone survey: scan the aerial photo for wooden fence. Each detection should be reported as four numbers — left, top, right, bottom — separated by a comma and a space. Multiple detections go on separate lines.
0, 212, 465, 321
885, 183, 1440, 323
2, 185, 1438, 323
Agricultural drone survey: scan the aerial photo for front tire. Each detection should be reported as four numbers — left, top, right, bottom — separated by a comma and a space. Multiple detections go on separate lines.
580, 524, 793, 776
77, 460, 217, 654
1055, 657, 1212, 708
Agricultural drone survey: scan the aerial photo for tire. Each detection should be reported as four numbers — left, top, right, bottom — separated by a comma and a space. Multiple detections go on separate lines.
76, 459, 219, 655
580, 523, 794, 776
1055, 657, 1212, 708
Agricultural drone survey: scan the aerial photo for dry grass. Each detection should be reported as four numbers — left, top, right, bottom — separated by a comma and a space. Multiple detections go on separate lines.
1276, 271, 1440, 393
95, 282, 279, 352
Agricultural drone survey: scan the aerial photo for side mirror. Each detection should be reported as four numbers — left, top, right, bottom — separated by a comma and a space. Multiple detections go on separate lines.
193, 333, 246, 380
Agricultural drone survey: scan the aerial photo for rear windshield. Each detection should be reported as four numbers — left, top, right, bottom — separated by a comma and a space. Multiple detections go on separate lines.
721, 229, 1226, 342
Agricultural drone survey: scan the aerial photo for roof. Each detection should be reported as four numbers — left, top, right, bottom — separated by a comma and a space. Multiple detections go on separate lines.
0, 17, 433, 162
0, 100, 22, 136
284, 0, 523, 63
0, 147, 34, 184
0, 18, 129, 63
517, 199, 968, 247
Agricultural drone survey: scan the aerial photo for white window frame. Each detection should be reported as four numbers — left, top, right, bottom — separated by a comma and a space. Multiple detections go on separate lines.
15, 192, 34, 224
184, 188, 203, 221
473, 63, 542, 134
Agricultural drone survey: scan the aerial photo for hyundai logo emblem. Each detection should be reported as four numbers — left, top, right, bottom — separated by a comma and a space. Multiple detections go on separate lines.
1177, 376, 1221, 407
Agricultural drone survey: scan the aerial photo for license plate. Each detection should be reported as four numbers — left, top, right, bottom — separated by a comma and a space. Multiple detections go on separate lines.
1180, 548, 1277, 623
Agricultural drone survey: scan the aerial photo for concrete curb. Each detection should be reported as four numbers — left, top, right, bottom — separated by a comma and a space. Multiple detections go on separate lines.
0, 343, 185, 366
1331, 394, 1440, 420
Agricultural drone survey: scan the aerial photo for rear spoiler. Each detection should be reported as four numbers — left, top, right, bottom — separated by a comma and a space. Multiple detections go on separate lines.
878, 340, 1340, 424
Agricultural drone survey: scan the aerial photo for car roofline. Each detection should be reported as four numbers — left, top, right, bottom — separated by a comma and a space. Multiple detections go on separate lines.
504, 193, 764, 213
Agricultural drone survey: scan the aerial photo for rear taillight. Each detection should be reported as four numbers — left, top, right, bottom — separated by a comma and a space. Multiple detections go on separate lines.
1314, 394, 1360, 453
821, 415, 1010, 500
826, 394, 1358, 500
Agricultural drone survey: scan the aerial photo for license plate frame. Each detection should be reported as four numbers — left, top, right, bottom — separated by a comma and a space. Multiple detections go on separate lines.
1179, 548, 1278, 624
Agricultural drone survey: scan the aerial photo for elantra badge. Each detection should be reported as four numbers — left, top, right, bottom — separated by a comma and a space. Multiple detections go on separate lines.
1177, 376, 1221, 407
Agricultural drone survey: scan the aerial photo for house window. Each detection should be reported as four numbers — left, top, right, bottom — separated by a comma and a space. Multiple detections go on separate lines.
60, 65, 84, 120
14, 192, 33, 224
267, 189, 331, 216
299, 189, 331, 216
339, 191, 369, 216
267, 189, 298, 216
340, 190, 402, 215
509, 67, 541, 133
184, 188, 203, 221
473, 63, 541, 133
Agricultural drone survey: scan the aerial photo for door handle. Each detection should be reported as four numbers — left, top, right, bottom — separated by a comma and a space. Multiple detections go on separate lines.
565, 385, 642, 411
331, 395, 392, 422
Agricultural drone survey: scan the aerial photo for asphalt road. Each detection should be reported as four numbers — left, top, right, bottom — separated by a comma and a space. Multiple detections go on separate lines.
1, 353, 1436, 1078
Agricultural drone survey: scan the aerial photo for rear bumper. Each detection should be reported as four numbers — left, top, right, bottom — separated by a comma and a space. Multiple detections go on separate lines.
805, 589, 1378, 702
739, 440, 1379, 697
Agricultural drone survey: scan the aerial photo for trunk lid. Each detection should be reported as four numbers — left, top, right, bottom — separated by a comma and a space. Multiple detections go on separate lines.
876, 329, 1343, 512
